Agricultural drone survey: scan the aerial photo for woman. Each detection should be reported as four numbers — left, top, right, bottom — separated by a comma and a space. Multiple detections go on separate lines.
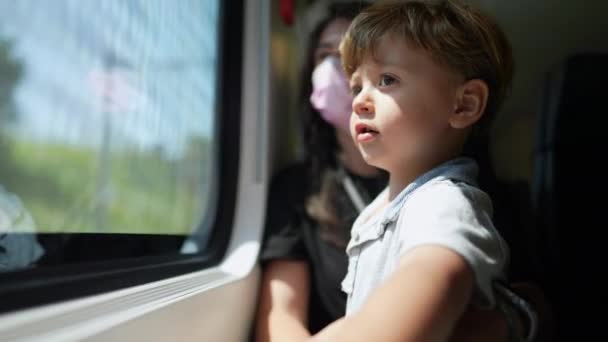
256, 3, 383, 341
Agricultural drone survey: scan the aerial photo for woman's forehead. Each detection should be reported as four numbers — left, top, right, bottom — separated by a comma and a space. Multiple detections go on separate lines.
318, 18, 351, 49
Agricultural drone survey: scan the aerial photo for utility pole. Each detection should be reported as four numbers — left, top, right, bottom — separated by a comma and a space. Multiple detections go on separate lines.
94, 53, 114, 232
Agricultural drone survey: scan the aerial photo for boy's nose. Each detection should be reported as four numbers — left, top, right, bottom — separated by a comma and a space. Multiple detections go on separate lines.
352, 89, 374, 116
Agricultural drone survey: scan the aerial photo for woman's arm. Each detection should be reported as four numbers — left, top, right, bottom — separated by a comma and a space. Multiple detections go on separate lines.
311, 246, 474, 342
256, 260, 312, 342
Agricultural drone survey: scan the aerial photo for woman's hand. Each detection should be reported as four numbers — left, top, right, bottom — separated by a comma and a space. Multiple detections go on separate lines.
450, 281, 551, 342
449, 303, 512, 342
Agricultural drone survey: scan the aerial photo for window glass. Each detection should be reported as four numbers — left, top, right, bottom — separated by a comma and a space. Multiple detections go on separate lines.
0, 1, 220, 273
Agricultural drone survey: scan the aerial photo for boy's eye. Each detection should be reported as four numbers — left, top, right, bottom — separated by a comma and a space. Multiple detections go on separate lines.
379, 74, 397, 87
350, 85, 362, 96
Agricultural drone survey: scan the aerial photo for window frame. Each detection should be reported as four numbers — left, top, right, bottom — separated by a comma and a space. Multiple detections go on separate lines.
0, 0, 243, 315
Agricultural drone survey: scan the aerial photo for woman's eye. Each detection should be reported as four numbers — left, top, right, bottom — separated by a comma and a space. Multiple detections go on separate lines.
314, 49, 339, 65
379, 74, 396, 87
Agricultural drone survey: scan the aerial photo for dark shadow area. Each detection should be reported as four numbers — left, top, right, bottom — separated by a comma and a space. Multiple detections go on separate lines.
532, 52, 607, 341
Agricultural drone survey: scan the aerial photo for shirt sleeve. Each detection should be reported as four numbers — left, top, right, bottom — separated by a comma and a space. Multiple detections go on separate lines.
397, 181, 509, 308
259, 165, 309, 263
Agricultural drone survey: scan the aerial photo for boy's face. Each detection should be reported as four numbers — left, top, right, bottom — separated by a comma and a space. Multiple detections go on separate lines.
348, 34, 465, 174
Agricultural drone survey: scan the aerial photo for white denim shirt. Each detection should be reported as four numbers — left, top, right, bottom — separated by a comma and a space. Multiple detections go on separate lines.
341, 158, 509, 315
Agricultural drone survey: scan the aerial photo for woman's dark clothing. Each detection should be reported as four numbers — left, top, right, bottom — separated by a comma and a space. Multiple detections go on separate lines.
260, 162, 386, 333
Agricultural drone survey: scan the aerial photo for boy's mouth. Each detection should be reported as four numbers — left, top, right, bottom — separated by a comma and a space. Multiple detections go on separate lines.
354, 123, 379, 143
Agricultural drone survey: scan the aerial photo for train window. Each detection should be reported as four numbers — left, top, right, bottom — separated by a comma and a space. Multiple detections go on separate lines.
0, 0, 242, 313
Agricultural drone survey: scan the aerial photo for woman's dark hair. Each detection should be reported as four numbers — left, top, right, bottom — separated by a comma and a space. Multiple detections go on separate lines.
300, 2, 370, 242
300, 2, 367, 177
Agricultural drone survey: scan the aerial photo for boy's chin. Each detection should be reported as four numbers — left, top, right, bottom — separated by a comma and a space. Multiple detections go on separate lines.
360, 152, 382, 169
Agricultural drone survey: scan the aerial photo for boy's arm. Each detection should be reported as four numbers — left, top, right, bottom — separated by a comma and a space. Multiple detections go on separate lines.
311, 245, 473, 342
256, 260, 312, 342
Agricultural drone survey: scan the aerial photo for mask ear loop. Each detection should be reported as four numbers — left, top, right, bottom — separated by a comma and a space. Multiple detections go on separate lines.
338, 166, 366, 213
494, 282, 539, 342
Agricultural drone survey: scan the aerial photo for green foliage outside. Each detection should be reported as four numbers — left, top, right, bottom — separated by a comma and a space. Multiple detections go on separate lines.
0, 136, 211, 235
0, 36, 213, 236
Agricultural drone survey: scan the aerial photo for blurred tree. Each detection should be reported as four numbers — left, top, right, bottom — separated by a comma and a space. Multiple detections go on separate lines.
0, 38, 24, 184
0, 38, 23, 125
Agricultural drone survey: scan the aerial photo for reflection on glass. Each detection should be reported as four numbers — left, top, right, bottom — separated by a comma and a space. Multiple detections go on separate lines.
0, 0, 219, 272
0, 186, 42, 271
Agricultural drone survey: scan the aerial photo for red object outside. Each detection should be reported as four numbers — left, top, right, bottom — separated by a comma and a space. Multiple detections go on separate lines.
279, 0, 294, 26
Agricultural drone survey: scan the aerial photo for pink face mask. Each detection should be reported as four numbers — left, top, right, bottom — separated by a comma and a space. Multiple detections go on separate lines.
310, 56, 353, 132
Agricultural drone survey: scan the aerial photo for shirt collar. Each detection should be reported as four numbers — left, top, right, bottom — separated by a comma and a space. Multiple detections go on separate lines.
380, 157, 479, 225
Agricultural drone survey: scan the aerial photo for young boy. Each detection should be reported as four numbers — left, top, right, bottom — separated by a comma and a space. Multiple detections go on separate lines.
311, 0, 515, 341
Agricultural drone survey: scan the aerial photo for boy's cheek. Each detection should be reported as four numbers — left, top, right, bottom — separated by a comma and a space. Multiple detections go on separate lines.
349, 114, 357, 139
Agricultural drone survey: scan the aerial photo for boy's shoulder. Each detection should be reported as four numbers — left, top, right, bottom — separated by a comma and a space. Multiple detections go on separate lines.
402, 178, 492, 219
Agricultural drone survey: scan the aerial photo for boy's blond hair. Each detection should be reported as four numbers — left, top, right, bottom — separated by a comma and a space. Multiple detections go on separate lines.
340, 0, 513, 124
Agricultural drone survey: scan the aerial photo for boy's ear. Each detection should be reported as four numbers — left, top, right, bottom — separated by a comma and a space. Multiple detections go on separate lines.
449, 79, 489, 129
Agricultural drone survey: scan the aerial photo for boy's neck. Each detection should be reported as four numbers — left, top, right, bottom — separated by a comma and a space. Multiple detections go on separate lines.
385, 131, 469, 200
387, 170, 423, 202
387, 151, 462, 201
